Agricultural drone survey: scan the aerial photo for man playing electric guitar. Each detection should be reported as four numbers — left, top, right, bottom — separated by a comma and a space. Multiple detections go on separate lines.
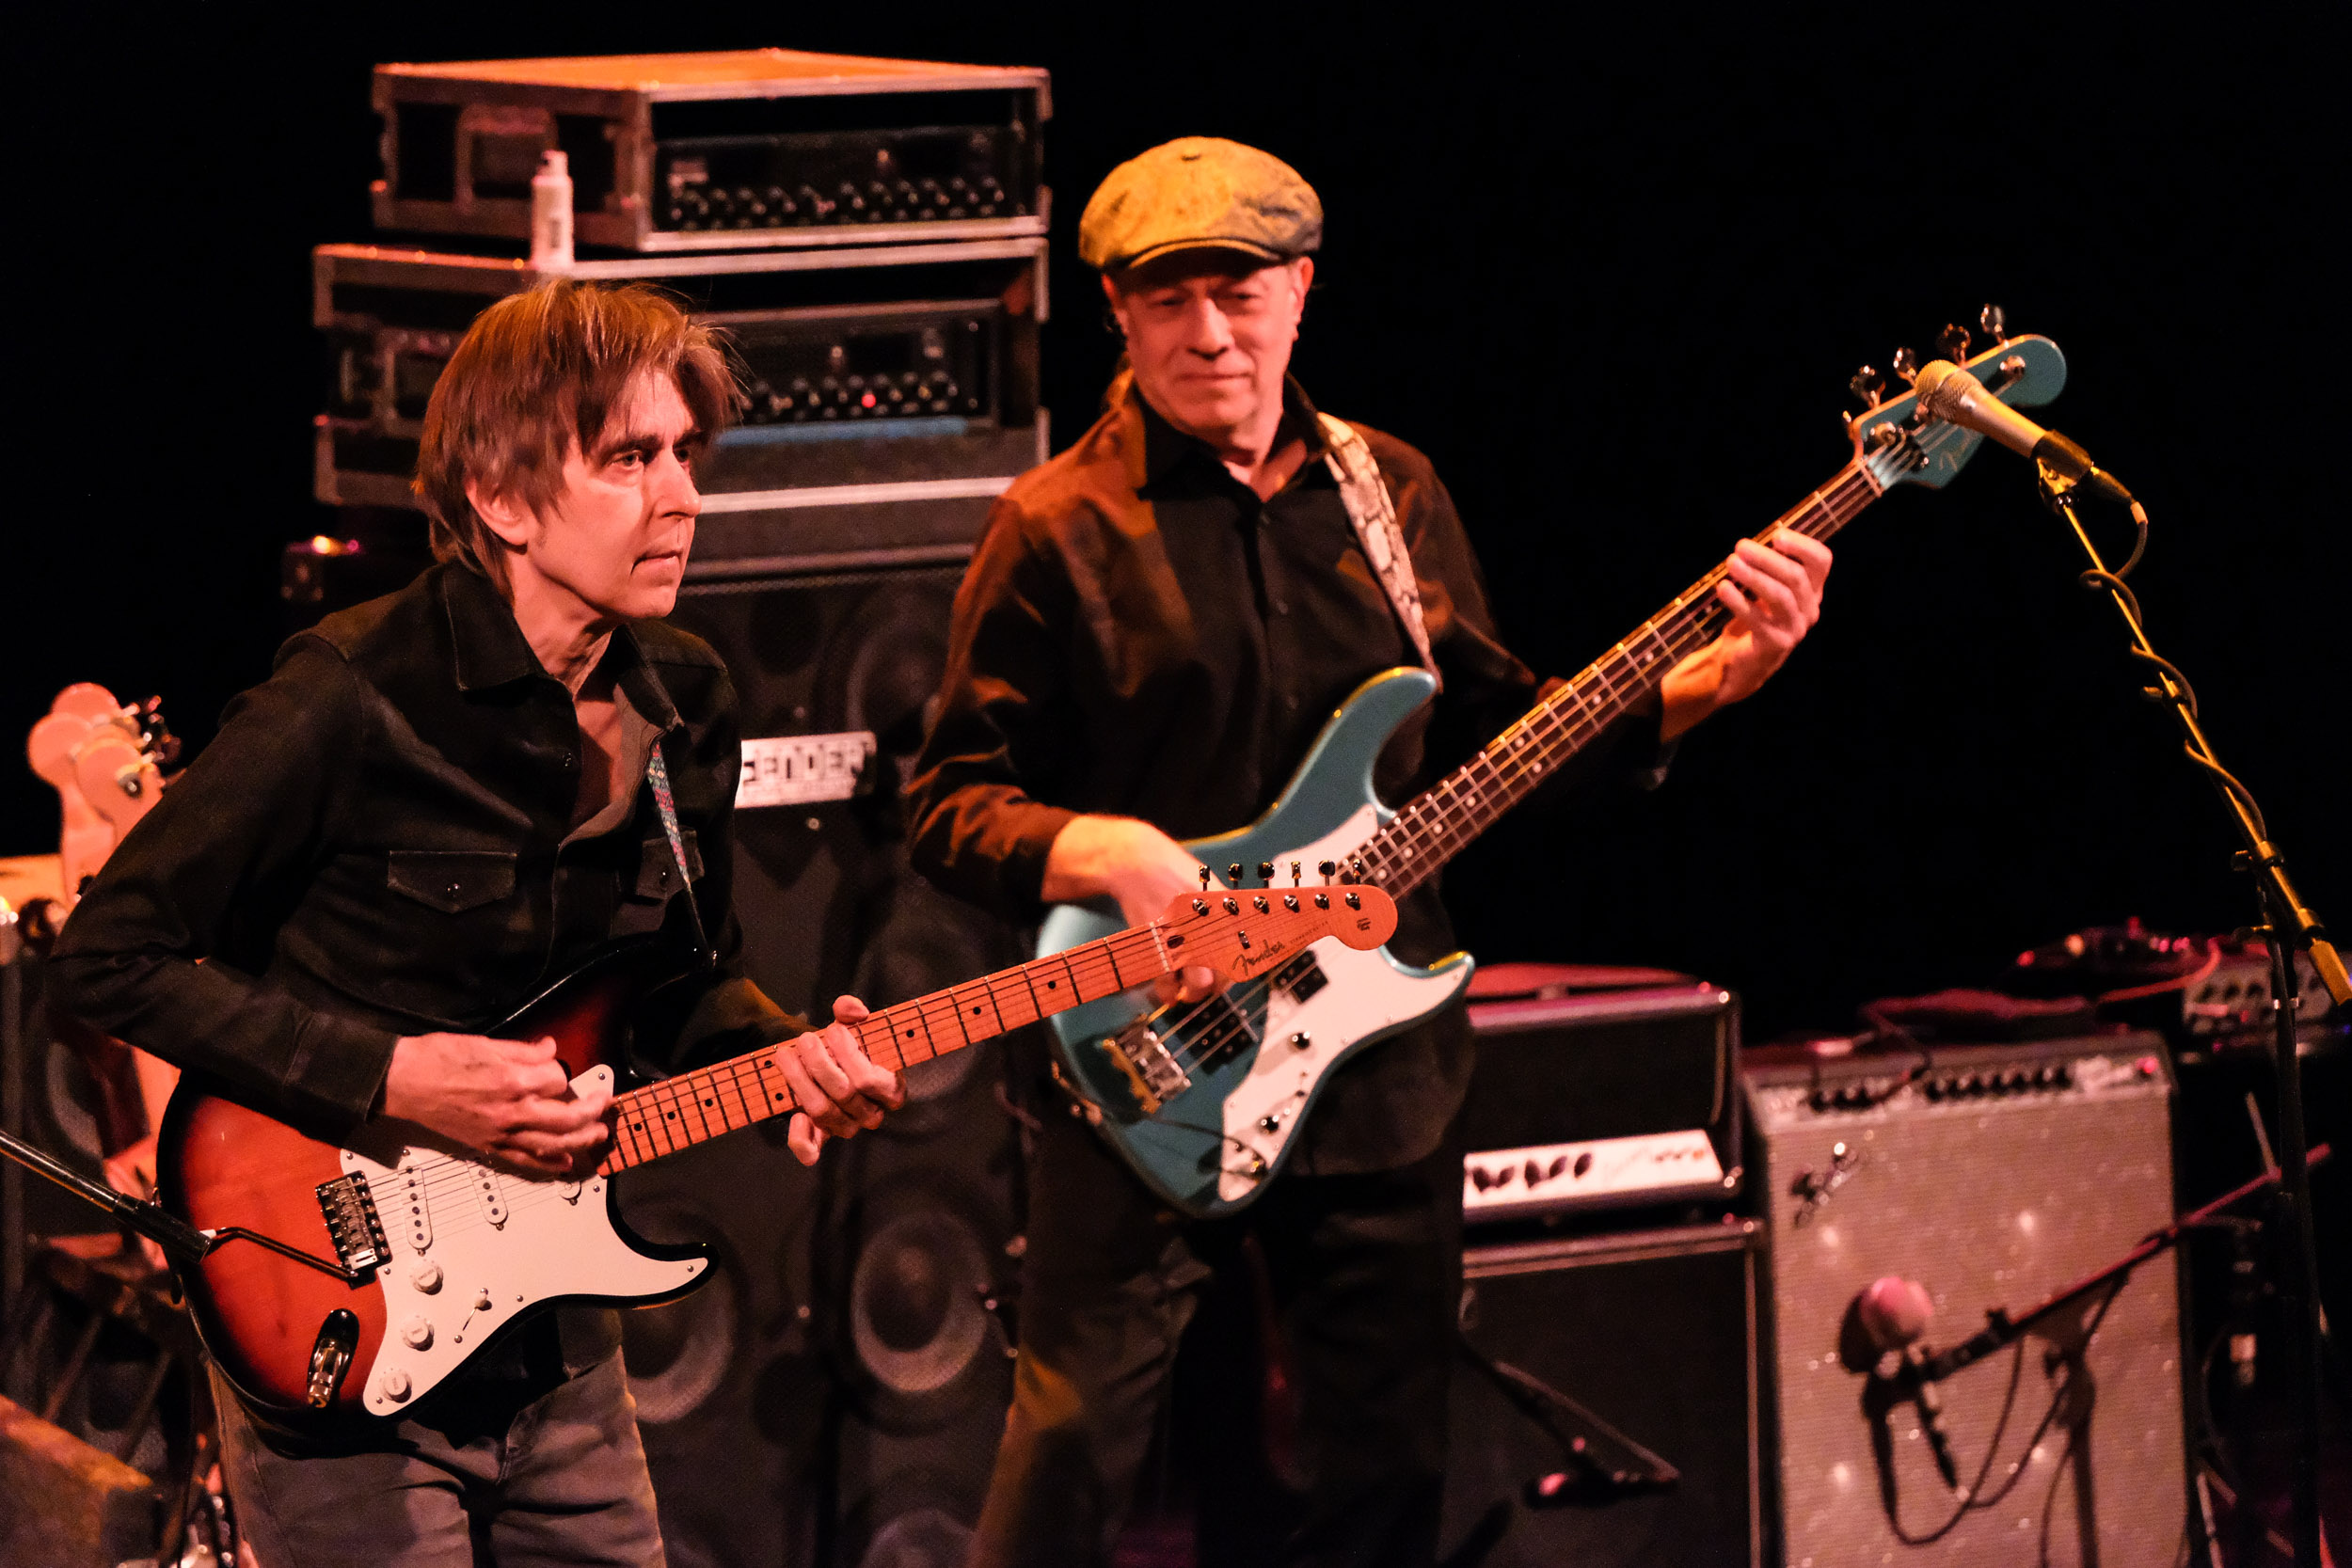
50, 280, 904, 1566
904, 139, 1833, 1565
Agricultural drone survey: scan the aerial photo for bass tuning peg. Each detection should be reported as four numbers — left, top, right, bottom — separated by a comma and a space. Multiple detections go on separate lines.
1937, 323, 1972, 363
1979, 302, 2008, 343
1891, 346, 1920, 385
1849, 366, 1884, 408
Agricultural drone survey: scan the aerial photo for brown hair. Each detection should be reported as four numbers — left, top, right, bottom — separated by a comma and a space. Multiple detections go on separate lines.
414, 280, 741, 584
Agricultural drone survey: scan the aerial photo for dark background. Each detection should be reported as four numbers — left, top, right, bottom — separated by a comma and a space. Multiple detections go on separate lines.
11, 8, 2341, 1046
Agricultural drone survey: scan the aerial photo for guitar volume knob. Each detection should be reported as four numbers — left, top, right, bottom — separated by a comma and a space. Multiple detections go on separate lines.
379, 1369, 412, 1402
409, 1260, 442, 1293
400, 1315, 434, 1350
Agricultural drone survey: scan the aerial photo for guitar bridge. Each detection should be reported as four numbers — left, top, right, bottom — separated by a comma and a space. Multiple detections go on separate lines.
316, 1173, 388, 1275
1100, 1023, 1192, 1114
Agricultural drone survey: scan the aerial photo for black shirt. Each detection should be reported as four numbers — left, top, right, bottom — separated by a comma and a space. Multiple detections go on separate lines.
904, 379, 1661, 1172
50, 561, 799, 1142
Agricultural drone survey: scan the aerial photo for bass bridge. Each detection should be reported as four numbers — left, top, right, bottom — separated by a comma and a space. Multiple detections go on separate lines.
1100, 951, 1332, 1113
1097, 1022, 1191, 1115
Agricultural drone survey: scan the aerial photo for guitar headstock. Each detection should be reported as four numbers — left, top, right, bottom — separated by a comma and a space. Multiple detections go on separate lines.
27, 684, 179, 895
1156, 876, 1397, 983
1846, 306, 2068, 491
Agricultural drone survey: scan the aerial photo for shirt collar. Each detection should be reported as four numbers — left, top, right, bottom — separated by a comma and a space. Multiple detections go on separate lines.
439, 562, 683, 733
1120, 372, 1333, 495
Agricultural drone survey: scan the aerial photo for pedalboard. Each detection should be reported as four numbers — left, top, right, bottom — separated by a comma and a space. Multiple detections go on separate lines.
372, 50, 1049, 253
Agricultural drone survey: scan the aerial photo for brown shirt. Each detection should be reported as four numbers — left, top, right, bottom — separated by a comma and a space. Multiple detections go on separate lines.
904, 379, 1662, 1172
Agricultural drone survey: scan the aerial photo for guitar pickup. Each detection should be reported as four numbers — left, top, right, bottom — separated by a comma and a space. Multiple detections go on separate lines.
1279, 955, 1327, 1004
316, 1173, 389, 1275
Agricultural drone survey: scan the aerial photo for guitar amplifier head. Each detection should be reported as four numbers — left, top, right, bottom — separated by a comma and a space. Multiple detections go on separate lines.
1744, 1034, 2185, 1567
1461, 980, 1740, 1225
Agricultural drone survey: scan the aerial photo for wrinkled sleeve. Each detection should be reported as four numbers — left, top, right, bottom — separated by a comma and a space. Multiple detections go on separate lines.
1387, 448, 1677, 794
901, 496, 1082, 923
45, 641, 400, 1137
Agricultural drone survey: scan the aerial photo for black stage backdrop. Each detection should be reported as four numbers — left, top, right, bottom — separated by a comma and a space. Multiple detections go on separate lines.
9, 8, 2342, 1046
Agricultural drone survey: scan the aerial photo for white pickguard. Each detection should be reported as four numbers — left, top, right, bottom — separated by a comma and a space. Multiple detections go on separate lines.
1214, 809, 1470, 1203
341, 1065, 705, 1414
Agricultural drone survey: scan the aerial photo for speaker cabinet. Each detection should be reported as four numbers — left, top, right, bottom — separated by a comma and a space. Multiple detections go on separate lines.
1441, 1221, 1763, 1567
1746, 1035, 2185, 1568
629, 560, 1025, 1567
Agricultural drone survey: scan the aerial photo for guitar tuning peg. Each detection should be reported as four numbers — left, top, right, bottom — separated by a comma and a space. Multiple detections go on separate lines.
1979, 303, 2008, 343
1318, 860, 1337, 884
1937, 323, 1971, 363
1228, 863, 1244, 886
1849, 366, 1884, 409
1199, 865, 1212, 892
1256, 861, 1275, 885
1891, 347, 1919, 385
1290, 861, 1302, 887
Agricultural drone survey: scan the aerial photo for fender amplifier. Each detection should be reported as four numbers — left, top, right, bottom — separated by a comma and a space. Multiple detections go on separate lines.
1460, 967, 1741, 1226
1745, 1034, 2185, 1567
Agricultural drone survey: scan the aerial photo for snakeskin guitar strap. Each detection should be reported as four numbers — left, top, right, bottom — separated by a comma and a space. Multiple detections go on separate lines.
1316, 412, 1439, 687
646, 744, 715, 965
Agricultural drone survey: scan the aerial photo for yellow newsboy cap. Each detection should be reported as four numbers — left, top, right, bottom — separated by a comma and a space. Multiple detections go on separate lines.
1077, 137, 1323, 274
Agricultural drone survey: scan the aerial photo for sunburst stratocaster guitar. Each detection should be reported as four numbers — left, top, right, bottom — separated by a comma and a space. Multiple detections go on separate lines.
1039, 320, 2068, 1216
160, 884, 1395, 1418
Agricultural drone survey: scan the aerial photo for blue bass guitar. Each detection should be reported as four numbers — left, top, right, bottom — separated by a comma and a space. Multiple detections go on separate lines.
1041, 325, 2069, 1215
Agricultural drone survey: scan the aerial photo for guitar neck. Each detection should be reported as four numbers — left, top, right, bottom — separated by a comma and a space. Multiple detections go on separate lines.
598, 924, 1176, 1173
1363, 460, 1883, 897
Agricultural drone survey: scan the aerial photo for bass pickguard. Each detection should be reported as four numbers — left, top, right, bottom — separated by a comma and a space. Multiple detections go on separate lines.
1041, 669, 1471, 1216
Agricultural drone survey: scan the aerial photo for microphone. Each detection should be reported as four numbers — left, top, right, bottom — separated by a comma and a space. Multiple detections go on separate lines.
1856, 1276, 1964, 1493
1912, 359, 2136, 506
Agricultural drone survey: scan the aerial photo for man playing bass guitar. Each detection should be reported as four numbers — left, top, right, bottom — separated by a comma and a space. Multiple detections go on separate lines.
50, 280, 904, 1566
903, 138, 1833, 1566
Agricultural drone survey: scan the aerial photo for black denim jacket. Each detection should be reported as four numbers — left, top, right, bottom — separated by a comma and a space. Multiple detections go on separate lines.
50, 561, 800, 1142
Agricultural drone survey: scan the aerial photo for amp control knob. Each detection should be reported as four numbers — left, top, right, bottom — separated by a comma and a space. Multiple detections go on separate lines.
400, 1316, 434, 1350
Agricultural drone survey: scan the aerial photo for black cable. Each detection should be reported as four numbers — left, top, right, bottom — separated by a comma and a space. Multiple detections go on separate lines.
1885, 1274, 2130, 1545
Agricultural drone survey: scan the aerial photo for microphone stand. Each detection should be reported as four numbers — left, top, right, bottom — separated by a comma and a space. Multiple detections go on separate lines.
2040, 464, 2348, 1566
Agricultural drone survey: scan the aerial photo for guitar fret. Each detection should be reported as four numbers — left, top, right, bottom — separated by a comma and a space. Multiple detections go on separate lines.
1374, 461, 1884, 898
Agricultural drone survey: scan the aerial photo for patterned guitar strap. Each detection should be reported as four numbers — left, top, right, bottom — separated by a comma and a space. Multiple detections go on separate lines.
645, 744, 716, 968
1316, 413, 1440, 689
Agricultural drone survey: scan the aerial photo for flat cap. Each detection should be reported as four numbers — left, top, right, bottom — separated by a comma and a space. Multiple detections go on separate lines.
1077, 137, 1323, 273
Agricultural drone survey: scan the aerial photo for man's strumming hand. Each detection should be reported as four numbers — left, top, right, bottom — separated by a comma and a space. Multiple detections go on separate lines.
772, 993, 907, 1165
383, 1033, 612, 1177
1043, 815, 1221, 1003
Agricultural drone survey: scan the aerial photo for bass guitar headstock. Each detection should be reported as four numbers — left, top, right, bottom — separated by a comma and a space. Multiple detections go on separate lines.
1846, 305, 2067, 491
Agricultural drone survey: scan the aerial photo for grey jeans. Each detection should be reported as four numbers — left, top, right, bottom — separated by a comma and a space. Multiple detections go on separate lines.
211, 1334, 665, 1568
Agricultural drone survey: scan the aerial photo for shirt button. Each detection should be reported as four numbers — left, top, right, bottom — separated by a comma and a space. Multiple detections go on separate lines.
561, 750, 578, 768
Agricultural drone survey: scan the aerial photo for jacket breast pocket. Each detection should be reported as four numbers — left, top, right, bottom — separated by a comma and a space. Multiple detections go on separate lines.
387, 848, 519, 913
632, 831, 704, 902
